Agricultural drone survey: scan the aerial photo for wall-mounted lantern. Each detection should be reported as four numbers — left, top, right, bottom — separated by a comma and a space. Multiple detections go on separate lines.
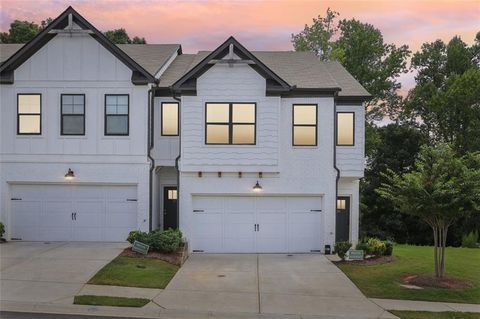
64, 168, 75, 180
253, 181, 262, 192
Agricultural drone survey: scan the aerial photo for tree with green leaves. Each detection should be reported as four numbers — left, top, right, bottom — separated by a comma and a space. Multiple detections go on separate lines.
376, 144, 480, 278
104, 28, 146, 44
292, 9, 410, 121
1, 20, 46, 43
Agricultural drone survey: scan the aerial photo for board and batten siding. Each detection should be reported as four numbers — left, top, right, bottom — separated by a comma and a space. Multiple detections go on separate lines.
336, 104, 365, 177
180, 63, 280, 172
151, 97, 180, 166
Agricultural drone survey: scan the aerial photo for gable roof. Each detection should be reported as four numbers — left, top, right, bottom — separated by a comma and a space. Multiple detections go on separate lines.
0, 6, 159, 85
172, 36, 292, 95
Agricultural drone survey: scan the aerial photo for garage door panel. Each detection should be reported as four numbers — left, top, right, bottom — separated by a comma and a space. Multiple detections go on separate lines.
75, 201, 104, 227
256, 197, 286, 211
42, 201, 72, 228
225, 197, 255, 211
224, 237, 255, 252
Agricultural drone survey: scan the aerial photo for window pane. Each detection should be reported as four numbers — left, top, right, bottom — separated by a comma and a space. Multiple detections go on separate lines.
293, 126, 316, 145
62, 95, 73, 105
232, 103, 255, 123
19, 115, 41, 133
105, 105, 116, 114
106, 95, 117, 105
337, 113, 354, 145
73, 95, 84, 105
62, 115, 84, 135
62, 104, 74, 114
18, 94, 40, 114
117, 95, 128, 106
106, 115, 128, 135
73, 104, 85, 114
116, 105, 128, 115
337, 199, 346, 210
206, 103, 229, 123
162, 103, 178, 135
294, 105, 316, 125
233, 124, 254, 144
206, 124, 229, 144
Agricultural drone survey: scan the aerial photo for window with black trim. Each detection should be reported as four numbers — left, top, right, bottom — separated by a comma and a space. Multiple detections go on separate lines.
161, 102, 179, 136
105, 94, 129, 136
293, 104, 317, 146
336, 112, 354, 146
61, 94, 85, 135
205, 103, 256, 145
17, 94, 41, 135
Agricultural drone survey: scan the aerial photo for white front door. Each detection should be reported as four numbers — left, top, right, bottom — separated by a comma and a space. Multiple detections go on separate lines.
10, 184, 137, 242
191, 195, 323, 253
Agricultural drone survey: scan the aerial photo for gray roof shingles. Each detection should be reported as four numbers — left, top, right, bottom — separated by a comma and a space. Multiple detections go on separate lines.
1, 43, 369, 97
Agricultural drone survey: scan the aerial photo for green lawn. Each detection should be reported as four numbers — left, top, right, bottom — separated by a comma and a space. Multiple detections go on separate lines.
74, 295, 150, 307
336, 245, 480, 303
88, 256, 179, 289
390, 311, 480, 319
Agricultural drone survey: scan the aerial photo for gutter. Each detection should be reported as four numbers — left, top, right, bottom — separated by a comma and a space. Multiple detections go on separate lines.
147, 83, 157, 232
172, 90, 182, 228
333, 91, 340, 244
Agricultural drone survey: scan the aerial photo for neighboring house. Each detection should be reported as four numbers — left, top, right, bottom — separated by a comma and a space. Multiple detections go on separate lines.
0, 7, 369, 252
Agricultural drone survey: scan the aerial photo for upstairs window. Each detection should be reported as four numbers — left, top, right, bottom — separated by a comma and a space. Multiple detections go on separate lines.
17, 94, 42, 135
61, 94, 85, 135
205, 103, 256, 145
105, 94, 129, 136
337, 112, 354, 146
161, 102, 179, 136
293, 104, 317, 146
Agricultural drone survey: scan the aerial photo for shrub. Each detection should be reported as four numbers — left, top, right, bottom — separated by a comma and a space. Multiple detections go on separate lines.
334, 241, 352, 260
126, 230, 150, 245
383, 240, 394, 256
0, 222, 5, 239
367, 237, 386, 256
355, 241, 372, 254
462, 231, 479, 248
150, 229, 182, 253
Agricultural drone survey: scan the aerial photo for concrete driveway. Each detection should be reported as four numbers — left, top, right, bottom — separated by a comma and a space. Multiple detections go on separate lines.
155, 254, 396, 318
0, 241, 127, 304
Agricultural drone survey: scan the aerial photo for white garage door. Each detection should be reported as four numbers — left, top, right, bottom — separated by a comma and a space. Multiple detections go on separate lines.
191, 195, 323, 253
10, 184, 137, 242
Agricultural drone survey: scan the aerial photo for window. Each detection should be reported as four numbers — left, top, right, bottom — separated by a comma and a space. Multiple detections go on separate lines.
293, 104, 317, 146
17, 94, 41, 135
105, 94, 129, 136
161, 102, 179, 136
337, 112, 354, 146
205, 103, 256, 145
337, 199, 346, 210
61, 94, 85, 135
168, 189, 178, 200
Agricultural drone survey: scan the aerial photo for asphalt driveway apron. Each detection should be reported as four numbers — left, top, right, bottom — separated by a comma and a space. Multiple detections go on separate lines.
155, 253, 395, 318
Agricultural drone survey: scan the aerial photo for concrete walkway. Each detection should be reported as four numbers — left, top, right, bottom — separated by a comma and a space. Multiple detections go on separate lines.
370, 298, 480, 313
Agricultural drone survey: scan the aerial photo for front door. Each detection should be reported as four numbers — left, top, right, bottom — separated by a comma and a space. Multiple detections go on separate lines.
163, 187, 178, 229
336, 196, 350, 242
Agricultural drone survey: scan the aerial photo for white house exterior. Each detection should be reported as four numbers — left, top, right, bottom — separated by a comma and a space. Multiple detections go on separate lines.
0, 7, 369, 253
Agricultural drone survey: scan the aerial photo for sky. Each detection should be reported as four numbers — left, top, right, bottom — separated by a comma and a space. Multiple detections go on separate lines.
1, 0, 479, 93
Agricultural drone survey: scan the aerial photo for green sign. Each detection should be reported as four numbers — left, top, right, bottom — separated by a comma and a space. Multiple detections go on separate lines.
132, 240, 149, 255
348, 250, 364, 261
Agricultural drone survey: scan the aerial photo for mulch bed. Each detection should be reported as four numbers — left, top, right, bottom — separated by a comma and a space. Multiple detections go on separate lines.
401, 274, 474, 289
334, 255, 398, 266
120, 244, 187, 266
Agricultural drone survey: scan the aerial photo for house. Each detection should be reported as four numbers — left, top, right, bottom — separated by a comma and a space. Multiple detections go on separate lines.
0, 7, 369, 252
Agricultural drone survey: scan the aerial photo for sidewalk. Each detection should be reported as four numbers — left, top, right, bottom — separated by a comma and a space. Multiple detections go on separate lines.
370, 298, 480, 313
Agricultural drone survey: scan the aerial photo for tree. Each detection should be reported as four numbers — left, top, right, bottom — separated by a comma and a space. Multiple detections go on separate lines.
104, 28, 146, 44
292, 10, 410, 121
406, 35, 480, 154
1, 20, 41, 43
376, 144, 480, 278
361, 123, 428, 243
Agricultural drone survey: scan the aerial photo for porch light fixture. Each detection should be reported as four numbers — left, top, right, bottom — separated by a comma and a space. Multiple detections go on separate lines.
253, 181, 262, 192
64, 168, 75, 180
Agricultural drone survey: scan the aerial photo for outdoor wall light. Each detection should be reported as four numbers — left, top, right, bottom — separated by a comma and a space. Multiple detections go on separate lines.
253, 181, 263, 192
64, 168, 75, 180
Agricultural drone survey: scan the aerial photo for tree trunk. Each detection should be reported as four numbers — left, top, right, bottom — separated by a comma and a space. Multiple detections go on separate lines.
427, 218, 450, 279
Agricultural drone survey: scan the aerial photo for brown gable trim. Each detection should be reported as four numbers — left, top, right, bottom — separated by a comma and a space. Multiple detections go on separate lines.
172, 36, 291, 95
0, 6, 156, 85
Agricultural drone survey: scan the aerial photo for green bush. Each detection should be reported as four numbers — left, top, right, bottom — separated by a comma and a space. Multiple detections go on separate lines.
355, 241, 372, 254
126, 230, 150, 245
367, 237, 386, 256
150, 229, 182, 253
383, 240, 394, 256
0, 222, 5, 239
462, 231, 479, 248
335, 241, 352, 260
